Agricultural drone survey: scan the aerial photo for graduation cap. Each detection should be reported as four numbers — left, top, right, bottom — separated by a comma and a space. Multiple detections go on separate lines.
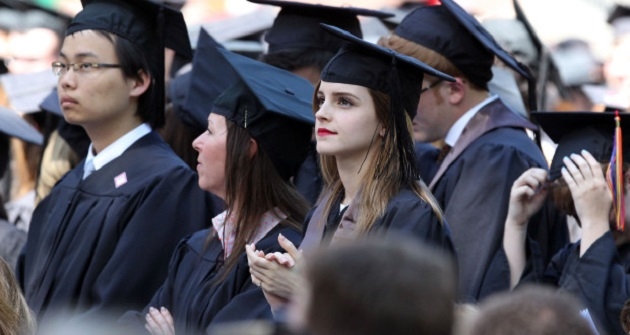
533, 110, 628, 230
608, 4, 630, 38
0, 69, 58, 114
248, 0, 394, 53
0, 107, 42, 144
209, 47, 315, 180
531, 111, 630, 181
379, 1, 436, 31
394, 0, 535, 109
66, 0, 193, 128
174, 28, 235, 130
319, 23, 454, 184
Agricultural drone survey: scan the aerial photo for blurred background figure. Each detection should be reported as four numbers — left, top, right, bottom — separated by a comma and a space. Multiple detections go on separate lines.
596, 3, 630, 112
0, 105, 41, 268
287, 236, 456, 335
469, 285, 596, 335
0, 2, 69, 236
0, 257, 36, 335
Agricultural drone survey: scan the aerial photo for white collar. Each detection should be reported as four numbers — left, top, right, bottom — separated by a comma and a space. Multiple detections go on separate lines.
84, 123, 151, 172
444, 95, 498, 147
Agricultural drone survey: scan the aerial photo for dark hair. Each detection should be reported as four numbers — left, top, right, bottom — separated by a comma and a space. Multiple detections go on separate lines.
213, 119, 308, 282
93, 31, 158, 127
304, 236, 456, 335
259, 48, 335, 73
159, 105, 203, 170
469, 285, 595, 335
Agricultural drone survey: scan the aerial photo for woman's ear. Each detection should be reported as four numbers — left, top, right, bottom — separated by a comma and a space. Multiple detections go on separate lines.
248, 138, 259, 159
379, 123, 386, 137
129, 69, 151, 97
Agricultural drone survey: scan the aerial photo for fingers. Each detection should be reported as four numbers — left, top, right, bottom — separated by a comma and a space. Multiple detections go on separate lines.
513, 168, 548, 190
145, 307, 175, 335
265, 252, 295, 267
278, 234, 301, 264
582, 150, 606, 181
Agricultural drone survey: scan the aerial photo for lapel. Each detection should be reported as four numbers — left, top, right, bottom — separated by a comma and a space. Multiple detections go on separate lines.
428, 100, 537, 190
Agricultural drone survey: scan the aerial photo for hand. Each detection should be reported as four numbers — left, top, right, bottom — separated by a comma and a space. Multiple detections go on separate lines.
145, 307, 174, 335
561, 151, 612, 230
245, 234, 305, 311
506, 168, 549, 228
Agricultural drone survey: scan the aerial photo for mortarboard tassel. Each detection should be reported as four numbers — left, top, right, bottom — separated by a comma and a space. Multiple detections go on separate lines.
380, 54, 419, 184
155, 4, 166, 128
606, 110, 625, 231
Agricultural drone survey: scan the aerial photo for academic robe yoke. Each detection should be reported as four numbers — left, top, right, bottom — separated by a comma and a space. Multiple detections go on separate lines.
428, 100, 563, 302
301, 187, 454, 255
119, 225, 302, 335
18, 131, 221, 323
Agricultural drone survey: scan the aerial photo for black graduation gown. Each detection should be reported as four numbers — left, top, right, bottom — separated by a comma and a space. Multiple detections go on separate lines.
302, 188, 455, 255
119, 225, 302, 335
414, 141, 440, 182
428, 100, 567, 302
17, 131, 222, 323
520, 232, 630, 335
293, 141, 323, 206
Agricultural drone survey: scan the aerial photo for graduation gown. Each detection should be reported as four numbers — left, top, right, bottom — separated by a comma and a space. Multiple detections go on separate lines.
300, 187, 454, 255
519, 232, 630, 335
293, 141, 323, 206
427, 99, 566, 302
17, 131, 222, 323
119, 225, 302, 335
414, 141, 440, 182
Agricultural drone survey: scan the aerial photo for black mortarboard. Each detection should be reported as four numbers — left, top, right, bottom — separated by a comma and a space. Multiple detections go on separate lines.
319, 23, 454, 184
532, 111, 630, 180
0, 107, 42, 144
320, 24, 454, 118
175, 28, 234, 130
395, 0, 533, 91
210, 47, 315, 180
248, 0, 394, 53
608, 4, 630, 38
66, 0, 193, 128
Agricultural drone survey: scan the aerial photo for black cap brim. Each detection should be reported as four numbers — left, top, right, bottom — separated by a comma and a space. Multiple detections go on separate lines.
440, 0, 533, 81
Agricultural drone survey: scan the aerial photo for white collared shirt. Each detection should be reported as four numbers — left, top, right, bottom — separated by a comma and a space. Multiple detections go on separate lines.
83, 123, 151, 178
444, 95, 498, 147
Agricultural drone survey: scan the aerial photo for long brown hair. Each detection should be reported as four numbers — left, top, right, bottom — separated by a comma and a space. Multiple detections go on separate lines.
314, 84, 444, 233
213, 119, 309, 282
0, 258, 35, 335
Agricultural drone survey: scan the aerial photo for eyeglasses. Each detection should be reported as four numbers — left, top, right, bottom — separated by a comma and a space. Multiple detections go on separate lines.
420, 79, 443, 95
51, 62, 122, 76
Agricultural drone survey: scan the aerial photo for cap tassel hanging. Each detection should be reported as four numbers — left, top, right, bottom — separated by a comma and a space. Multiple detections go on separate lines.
606, 111, 625, 231
384, 54, 419, 184
155, 4, 166, 128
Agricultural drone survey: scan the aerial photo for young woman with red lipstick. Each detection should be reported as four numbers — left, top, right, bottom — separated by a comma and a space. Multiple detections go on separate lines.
246, 24, 456, 317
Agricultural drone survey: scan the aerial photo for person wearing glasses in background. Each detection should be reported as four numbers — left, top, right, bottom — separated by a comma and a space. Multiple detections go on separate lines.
17, 0, 220, 327
379, 0, 561, 303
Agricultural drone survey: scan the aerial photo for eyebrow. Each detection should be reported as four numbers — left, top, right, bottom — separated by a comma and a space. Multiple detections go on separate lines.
317, 91, 362, 101
58, 51, 100, 60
